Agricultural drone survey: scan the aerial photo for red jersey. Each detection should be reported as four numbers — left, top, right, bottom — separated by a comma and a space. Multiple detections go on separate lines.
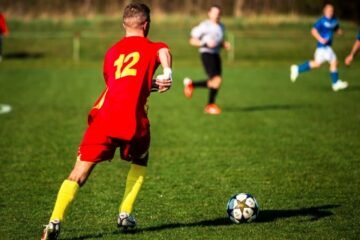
89, 36, 168, 140
0, 13, 9, 35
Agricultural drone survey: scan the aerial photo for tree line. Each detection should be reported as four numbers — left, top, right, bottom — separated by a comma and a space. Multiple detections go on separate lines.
1, 0, 359, 22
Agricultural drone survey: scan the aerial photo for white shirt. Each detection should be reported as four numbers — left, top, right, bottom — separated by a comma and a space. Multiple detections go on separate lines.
191, 20, 225, 54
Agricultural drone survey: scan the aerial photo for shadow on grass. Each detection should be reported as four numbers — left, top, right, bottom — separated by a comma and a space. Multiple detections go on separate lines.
137, 204, 339, 232
256, 204, 339, 223
4, 51, 44, 59
223, 104, 306, 112
64, 204, 339, 239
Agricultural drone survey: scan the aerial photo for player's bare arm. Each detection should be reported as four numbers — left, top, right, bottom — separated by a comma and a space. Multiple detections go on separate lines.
223, 41, 231, 50
158, 48, 171, 70
311, 27, 327, 44
153, 47, 172, 93
189, 37, 202, 47
345, 39, 360, 66
189, 37, 217, 49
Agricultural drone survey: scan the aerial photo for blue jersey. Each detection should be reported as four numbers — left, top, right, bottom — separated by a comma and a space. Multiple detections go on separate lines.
313, 16, 339, 47
357, 30, 360, 41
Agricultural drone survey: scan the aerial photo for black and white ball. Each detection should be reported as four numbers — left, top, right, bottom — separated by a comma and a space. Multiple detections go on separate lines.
227, 193, 259, 223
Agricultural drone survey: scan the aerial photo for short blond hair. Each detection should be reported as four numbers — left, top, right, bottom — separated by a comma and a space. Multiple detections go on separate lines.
123, 3, 150, 29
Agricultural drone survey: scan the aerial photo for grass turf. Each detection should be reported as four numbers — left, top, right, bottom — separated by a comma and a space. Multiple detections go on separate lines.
0, 18, 359, 239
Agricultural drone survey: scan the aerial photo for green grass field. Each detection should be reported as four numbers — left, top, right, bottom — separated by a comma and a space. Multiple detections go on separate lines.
0, 17, 359, 239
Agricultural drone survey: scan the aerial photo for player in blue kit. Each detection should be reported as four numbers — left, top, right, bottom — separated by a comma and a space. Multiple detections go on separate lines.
290, 4, 348, 91
345, 30, 360, 66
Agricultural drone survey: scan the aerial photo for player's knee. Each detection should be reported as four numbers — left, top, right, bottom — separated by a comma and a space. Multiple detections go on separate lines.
67, 164, 93, 186
310, 61, 321, 68
208, 76, 222, 89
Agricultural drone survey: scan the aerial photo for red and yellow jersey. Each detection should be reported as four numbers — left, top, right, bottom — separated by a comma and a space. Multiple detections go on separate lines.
89, 36, 168, 140
0, 13, 9, 35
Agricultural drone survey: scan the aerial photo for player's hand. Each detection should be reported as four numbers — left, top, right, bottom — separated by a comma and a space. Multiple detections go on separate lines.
345, 54, 353, 66
319, 37, 328, 45
155, 77, 172, 93
157, 80, 172, 93
151, 78, 172, 93
206, 39, 218, 48
223, 41, 231, 50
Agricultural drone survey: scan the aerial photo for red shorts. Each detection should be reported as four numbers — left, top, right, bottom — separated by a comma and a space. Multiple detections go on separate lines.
78, 119, 150, 164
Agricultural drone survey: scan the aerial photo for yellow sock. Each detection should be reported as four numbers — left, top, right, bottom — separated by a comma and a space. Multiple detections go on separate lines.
120, 164, 146, 214
50, 180, 79, 221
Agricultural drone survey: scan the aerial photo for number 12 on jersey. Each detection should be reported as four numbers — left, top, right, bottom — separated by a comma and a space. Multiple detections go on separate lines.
114, 52, 140, 79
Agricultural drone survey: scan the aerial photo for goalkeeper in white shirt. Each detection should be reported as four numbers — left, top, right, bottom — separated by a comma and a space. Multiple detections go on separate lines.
183, 4, 231, 115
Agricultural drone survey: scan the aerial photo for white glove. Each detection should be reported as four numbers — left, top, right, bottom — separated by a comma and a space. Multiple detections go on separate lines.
155, 68, 172, 93
156, 67, 172, 81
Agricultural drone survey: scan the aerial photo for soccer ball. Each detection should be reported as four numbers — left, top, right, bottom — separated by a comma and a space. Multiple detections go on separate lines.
227, 193, 259, 223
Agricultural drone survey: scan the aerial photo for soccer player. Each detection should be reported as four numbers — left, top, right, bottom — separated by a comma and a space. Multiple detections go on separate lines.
41, 3, 172, 240
290, 4, 348, 92
183, 4, 231, 115
345, 30, 360, 66
0, 12, 9, 62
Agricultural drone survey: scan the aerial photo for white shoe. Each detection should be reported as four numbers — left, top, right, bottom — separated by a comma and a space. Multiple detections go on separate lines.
117, 213, 136, 229
183, 77, 192, 86
332, 80, 348, 92
290, 65, 299, 82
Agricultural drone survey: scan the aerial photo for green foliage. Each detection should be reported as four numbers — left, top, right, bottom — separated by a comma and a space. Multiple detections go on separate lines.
1, 0, 360, 21
0, 18, 359, 239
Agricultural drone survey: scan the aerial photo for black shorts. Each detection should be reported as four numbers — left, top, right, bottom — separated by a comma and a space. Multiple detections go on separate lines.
201, 52, 222, 78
